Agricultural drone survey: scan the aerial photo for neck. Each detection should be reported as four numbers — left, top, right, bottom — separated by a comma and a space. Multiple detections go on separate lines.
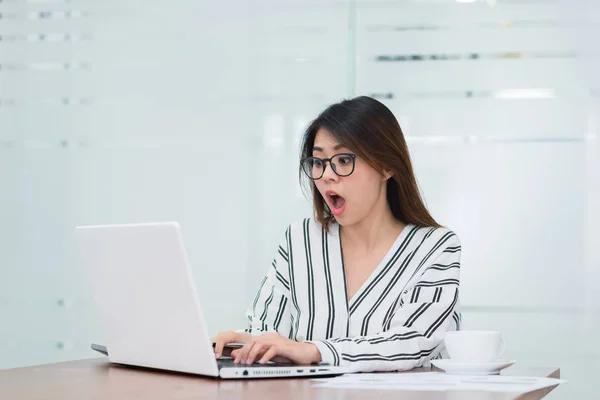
340, 190, 404, 252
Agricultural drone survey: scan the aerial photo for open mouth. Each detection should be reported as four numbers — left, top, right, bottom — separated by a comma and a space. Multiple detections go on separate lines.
325, 190, 346, 216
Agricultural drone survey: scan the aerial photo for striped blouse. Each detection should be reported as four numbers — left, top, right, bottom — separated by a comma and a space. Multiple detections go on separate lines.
244, 218, 461, 373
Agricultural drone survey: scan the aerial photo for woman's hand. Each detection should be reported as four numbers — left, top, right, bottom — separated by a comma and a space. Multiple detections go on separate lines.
230, 332, 322, 365
211, 331, 252, 359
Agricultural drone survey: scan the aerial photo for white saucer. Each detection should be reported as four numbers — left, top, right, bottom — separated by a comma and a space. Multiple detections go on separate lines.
431, 359, 516, 376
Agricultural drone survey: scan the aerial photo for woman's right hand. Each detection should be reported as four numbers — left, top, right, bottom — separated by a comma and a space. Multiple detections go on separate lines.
211, 331, 252, 359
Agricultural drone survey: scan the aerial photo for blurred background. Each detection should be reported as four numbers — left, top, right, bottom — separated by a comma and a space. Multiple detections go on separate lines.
1, 0, 598, 398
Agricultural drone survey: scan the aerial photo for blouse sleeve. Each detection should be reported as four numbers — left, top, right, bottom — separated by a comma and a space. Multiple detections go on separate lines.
243, 230, 293, 337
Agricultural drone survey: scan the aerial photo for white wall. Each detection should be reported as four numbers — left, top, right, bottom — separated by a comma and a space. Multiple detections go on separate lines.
1, 0, 598, 398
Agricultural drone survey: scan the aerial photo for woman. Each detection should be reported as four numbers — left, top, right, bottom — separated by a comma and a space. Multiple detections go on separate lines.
213, 96, 461, 373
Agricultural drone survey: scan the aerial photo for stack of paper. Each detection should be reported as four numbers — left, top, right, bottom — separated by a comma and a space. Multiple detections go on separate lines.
313, 372, 566, 394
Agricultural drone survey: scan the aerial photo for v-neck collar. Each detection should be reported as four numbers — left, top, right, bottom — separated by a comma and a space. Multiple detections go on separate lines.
333, 222, 414, 311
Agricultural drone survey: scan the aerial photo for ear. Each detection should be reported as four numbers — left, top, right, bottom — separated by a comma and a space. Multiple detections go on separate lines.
382, 169, 394, 181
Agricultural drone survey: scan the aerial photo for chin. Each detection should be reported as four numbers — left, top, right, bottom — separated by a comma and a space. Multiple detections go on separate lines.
331, 214, 345, 225
333, 214, 354, 226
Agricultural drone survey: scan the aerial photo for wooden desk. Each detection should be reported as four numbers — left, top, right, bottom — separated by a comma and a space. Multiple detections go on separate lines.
0, 358, 560, 400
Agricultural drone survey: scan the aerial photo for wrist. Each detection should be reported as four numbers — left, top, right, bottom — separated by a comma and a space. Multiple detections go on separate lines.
303, 342, 322, 364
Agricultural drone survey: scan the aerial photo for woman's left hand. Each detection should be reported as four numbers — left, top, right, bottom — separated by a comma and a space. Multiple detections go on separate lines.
231, 332, 322, 365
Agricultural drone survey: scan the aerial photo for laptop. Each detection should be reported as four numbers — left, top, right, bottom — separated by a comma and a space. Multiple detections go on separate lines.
75, 221, 347, 379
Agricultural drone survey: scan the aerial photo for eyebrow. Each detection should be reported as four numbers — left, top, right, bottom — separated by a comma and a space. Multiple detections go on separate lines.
312, 144, 347, 152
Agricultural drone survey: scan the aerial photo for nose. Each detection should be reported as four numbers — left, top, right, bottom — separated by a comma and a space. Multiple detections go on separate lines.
321, 161, 339, 182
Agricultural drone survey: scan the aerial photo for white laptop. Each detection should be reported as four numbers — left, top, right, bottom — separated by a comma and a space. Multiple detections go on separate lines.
75, 221, 347, 379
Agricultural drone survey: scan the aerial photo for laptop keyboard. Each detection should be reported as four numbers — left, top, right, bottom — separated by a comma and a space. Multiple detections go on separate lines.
217, 359, 296, 369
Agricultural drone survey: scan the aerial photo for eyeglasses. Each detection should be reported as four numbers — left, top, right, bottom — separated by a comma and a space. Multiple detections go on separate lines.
300, 153, 357, 180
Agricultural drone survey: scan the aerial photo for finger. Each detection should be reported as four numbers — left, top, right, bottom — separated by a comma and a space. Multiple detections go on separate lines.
259, 346, 278, 365
213, 339, 223, 359
241, 342, 257, 364
214, 340, 225, 359
246, 342, 265, 365
213, 334, 232, 359
235, 342, 254, 364
213, 332, 234, 358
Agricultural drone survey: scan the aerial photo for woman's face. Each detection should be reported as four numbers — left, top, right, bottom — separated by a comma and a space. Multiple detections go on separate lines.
311, 128, 388, 226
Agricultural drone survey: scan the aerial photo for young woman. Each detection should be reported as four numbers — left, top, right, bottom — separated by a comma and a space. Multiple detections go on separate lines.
213, 96, 461, 373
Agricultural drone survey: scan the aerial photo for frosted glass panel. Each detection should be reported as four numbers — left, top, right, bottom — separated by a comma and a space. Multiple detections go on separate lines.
0, 0, 350, 368
411, 142, 586, 308
355, 1, 599, 398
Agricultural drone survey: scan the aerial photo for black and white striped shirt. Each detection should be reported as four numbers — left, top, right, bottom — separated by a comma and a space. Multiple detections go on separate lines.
244, 218, 461, 373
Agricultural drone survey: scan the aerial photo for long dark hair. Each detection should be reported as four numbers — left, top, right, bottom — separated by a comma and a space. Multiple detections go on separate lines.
299, 96, 441, 230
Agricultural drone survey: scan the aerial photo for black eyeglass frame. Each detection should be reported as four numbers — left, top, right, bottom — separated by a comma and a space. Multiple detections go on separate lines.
300, 153, 357, 180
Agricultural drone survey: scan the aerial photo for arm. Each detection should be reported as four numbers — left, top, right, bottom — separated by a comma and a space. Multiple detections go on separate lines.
309, 233, 461, 373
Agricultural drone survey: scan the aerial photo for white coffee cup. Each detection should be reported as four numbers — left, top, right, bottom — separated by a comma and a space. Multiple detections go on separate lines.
444, 330, 505, 363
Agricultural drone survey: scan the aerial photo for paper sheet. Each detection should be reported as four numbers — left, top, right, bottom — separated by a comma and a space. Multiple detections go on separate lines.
313, 372, 566, 393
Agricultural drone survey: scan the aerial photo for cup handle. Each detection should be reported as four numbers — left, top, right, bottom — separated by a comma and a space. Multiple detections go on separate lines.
497, 337, 506, 359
